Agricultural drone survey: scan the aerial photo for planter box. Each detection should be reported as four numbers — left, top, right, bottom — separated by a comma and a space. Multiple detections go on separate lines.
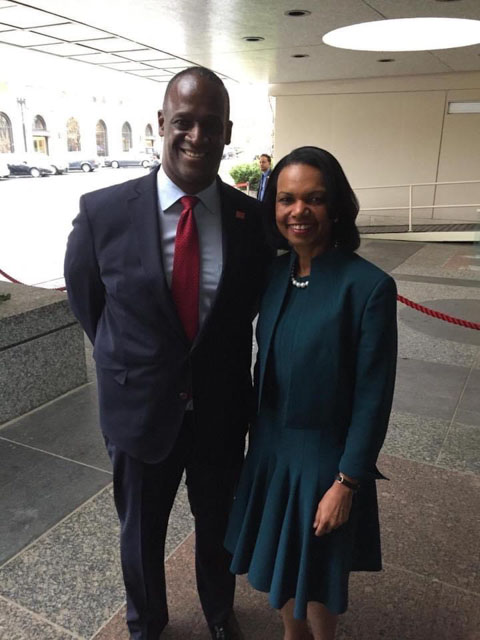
0, 282, 87, 424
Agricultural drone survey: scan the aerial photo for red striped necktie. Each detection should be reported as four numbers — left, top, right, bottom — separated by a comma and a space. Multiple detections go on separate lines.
171, 195, 200, 342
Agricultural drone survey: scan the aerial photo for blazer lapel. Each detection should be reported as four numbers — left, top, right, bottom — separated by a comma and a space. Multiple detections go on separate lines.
191, 178, 232, 348
127, 169, 188, 344
256, 251, 293, 405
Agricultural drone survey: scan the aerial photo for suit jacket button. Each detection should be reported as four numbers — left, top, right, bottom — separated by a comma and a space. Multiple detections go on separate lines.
179, 392, 188, 401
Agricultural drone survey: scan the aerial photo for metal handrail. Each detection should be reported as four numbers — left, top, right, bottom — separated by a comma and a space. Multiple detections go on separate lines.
354, 179, 480, 231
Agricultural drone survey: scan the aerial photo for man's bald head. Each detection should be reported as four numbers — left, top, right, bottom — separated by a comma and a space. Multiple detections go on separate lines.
164, 67, 230, 120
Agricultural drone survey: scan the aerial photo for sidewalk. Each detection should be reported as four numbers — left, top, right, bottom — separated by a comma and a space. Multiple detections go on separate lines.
1, 239, 479, 640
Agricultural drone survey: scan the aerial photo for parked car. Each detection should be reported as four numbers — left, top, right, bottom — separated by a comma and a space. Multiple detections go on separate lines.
5, 154, 53, 177
0, 157, 9, 179
45, 156, 69, 175
104, 153, 153, 169
67, 156, 99, 172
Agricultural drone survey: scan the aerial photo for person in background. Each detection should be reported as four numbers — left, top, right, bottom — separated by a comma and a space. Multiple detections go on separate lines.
257, 153, 272, 201
65, 66, 271, 640
225, 146, 397, 640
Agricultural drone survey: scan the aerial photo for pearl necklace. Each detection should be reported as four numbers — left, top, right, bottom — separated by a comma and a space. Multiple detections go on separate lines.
290, 262, 309, 288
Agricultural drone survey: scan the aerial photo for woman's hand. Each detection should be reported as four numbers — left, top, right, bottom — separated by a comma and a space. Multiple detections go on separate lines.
313, 482, 353, 536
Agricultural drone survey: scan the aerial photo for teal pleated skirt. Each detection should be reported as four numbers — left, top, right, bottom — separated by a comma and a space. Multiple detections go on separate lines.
224, 404, 360, 619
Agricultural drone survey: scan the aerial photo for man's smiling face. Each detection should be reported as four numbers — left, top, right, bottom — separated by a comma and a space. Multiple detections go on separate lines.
158, 73, 232, 194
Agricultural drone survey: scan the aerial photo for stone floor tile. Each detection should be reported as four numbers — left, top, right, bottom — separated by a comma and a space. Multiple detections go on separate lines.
0, 596, 77, 640
337, 567, 439, 640
0, 383, 110, 472
357, 240, 423, 273
0, 480, 193, 640
437, 421, 480, 474
0, 487, 123, 639
391, 243, 480, 281
392, 358, 470, 420
0, 439, 111, 564
397, 323, 478, 368
454, 408, 480, 427
383, 411, 450, 463
378, 453, 480, 591
430, 583, 480, 640
460, 368, 480, 413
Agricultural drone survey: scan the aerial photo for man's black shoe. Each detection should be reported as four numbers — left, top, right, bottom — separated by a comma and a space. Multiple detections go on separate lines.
209, 613, 244, 640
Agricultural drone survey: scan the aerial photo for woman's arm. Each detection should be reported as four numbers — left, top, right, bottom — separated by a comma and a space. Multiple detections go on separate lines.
338, 275, 398, 480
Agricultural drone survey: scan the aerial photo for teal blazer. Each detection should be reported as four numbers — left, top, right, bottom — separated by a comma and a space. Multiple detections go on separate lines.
256, 248, 397, 482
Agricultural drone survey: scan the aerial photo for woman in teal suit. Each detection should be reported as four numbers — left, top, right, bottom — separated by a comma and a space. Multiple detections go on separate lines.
225, 147, 397, 640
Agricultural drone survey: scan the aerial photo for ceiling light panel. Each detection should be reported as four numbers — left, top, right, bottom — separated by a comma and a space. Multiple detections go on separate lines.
84, 37, 144, 52
0, 4, 63, 28
148, 60, 188, 69
103, 60, 154, 70
0, 29, 59, 46
70, 52, 125, 64
32, 42, 98, 56
121, 48, 164, 60
35, 22, 108, 41
323, 18, 480, 52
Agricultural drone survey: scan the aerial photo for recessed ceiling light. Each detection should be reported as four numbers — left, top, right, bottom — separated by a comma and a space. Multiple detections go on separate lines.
291, 54, 309, 58
242, 36, 264, 42
378, 58, 395, 62
323, 18, 480, 52
285, 10, 311, 17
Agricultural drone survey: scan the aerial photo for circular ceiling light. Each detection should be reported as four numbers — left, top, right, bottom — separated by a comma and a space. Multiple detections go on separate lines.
323, 18, 480, 52
285, 10, 311, 17
242, 36, 265, 42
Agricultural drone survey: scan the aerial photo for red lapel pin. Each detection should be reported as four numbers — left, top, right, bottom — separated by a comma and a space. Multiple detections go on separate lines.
235, 210, 246, 220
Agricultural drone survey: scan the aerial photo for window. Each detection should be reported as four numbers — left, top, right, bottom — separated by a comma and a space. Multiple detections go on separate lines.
96, 119, 108, 156
0, 112, 14, 153
33, 115, 47, 131
122, 121, 132, 152
32, 115, 48, 153
145, 123, 154, 151
66, 117, 81, 152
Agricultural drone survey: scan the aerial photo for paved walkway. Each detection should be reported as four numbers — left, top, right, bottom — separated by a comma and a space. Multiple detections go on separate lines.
1, 239, 479, 640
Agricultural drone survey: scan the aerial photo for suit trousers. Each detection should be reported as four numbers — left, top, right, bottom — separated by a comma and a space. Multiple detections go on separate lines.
106, 412, 244, 639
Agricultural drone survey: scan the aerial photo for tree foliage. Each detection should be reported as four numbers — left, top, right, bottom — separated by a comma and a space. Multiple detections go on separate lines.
229, 162, 261, 189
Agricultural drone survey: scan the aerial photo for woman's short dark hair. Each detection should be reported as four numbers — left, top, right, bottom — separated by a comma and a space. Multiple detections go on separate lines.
263, 146, 360, 252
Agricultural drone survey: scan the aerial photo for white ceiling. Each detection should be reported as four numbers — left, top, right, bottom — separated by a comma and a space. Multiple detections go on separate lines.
0, 0, 479, 85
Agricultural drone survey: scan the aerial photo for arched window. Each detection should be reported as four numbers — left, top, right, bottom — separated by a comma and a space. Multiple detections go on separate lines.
0, 112, 14, 153
122, 121, 132, 152
144, 123, 154, 151
33, 115, 46, 130
32, 115, 49, 154
96, 119, 108, 156
66, 117, 81, 152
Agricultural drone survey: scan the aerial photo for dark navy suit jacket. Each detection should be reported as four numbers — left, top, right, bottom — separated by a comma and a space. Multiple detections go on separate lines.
64, 169, 270, 463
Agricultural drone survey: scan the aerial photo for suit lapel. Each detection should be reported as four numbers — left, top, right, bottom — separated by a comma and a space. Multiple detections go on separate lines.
127, 169, 188, 344
191, 178, 231, 348
256, 251, 293, 404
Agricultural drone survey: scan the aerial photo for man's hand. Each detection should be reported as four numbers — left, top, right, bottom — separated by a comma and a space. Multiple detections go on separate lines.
313, 483, 353, 536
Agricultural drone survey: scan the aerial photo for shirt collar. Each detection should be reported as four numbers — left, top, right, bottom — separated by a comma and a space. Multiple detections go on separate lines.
158, 166, 219, 213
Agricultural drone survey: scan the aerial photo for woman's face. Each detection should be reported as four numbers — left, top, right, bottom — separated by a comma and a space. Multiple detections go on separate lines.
275, 163, 332, 257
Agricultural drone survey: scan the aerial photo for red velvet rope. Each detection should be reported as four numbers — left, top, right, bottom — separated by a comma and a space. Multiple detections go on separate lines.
0, 268, 66, 291
397, 294, 480, 330
1, 267, 478, 329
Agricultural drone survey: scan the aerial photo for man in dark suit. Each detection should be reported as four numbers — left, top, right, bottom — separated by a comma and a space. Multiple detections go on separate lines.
64, 67, 270, 640
256, 153, 272, 201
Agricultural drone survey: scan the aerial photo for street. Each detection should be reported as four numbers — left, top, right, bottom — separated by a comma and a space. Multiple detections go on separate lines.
0, 161, 238, 288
